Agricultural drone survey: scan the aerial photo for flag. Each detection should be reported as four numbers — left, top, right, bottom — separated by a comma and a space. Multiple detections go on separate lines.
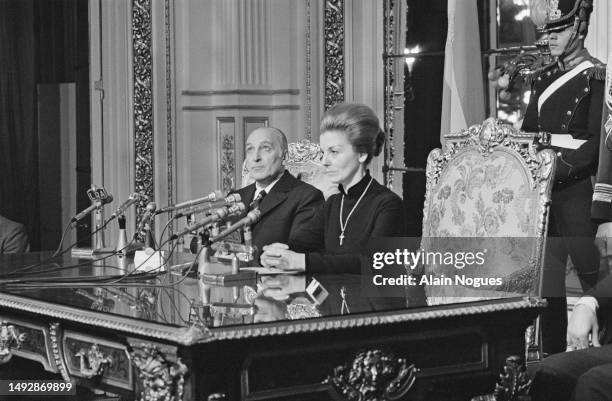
592, 53, 612, 221
604, 54, 612, 151
440, 0, 485, 147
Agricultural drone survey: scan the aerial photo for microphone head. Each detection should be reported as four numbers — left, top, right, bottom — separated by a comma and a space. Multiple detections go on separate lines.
246, 208, 262, 224
228, 202, 246, 216
227, 193, 241, 203
145, 201, 157, 213
213, 202, 245, 220
210, 190, 225, 202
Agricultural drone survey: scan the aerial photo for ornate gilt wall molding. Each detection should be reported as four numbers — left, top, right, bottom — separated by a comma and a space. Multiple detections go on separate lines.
182, 89, 300, 96
324, 0, 345, 109
183, 104, 300, 111
305, 0, 313, 140
217, 118, 236, 194
383, 0, 395, 187
133, 0, 154, 220
165, 0, 175, 234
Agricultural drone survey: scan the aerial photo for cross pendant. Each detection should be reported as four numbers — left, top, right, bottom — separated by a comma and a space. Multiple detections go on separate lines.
339, 232, 345, 246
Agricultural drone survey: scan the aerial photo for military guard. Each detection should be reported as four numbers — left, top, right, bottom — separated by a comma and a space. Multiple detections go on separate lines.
521, 0, 606, 355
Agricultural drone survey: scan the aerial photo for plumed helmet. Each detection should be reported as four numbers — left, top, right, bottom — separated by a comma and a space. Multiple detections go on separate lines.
540, 0, 593, 33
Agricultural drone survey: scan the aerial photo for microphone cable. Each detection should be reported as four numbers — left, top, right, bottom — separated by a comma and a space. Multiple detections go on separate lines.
4, 219, 120, 276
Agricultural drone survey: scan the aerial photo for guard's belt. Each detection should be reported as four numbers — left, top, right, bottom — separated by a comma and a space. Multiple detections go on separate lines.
539, 132, 586, 149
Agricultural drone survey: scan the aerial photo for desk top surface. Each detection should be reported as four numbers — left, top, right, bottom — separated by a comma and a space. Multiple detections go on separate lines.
0, 251, 543, 345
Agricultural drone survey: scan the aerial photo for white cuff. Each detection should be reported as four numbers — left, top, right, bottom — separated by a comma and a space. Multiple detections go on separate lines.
575, 296, 599, 312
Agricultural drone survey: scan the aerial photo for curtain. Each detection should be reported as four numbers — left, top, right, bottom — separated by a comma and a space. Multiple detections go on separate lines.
0, 0, 84, 251
0, 0, 40, 249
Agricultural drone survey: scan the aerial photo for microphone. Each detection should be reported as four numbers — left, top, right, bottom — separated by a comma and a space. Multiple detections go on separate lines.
210, 208, 262, 243
170, 202, 246, 241
156, 190, 224, 215
108, 193, 146, 221
72, 195, 114, 224
136, 202, 157, 233
173, 194, 242, 218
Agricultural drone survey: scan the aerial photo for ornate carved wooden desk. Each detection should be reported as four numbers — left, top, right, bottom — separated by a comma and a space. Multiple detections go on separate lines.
0, 252, 544, 401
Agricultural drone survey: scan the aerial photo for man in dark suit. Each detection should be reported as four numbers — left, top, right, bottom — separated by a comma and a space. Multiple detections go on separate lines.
234, 127, 324, 263
0, 215, 30, 253
531, 272, 612, 401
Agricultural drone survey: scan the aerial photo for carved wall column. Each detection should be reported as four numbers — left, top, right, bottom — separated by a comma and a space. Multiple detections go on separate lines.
132, 0, 154, 220
382, 0, 406, 194
324, 0, 345, 109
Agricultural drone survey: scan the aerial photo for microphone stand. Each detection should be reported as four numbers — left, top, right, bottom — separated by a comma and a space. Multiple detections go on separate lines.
93, 206, 105, 250
93, 206, 115, 255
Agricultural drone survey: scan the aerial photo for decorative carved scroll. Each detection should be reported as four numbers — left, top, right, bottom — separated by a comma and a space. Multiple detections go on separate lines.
0, 321, 26, 364
325, 349, 417, 401
130, 343, 188, 401
75, 344, 113, 378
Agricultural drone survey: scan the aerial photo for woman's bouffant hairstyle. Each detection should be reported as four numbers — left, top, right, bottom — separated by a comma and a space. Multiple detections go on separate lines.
320, 103, 385, 165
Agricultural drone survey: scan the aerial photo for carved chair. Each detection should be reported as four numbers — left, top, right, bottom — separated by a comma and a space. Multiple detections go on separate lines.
420, 118, 556, 400
241, 139, 339, 199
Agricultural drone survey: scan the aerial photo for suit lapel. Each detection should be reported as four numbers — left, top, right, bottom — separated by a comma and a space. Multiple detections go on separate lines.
257, 171, 296, 217
237, 185, 256, 218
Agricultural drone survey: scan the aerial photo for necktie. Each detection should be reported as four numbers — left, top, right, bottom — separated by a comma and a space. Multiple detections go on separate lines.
251, 190, 267, 209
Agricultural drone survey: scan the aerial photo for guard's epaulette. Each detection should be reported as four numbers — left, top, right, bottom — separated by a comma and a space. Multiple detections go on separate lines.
586, 61, 606, 81
524, 61, 557, 87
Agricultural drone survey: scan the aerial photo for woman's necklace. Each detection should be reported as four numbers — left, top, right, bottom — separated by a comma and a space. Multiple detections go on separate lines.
339, 177, 373, 246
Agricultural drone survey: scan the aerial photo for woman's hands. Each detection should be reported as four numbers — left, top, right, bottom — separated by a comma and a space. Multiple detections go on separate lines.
260, 243, 306, 271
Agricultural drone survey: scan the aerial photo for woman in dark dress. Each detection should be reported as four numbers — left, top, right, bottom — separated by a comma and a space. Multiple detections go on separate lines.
260, 103, 405, 273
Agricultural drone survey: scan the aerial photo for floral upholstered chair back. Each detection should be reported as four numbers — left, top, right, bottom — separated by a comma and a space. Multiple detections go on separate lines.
242, 139, 339, 199
421, 118, 556, 303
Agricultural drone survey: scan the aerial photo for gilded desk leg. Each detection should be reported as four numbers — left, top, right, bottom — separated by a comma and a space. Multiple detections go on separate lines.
129, 342, 188, 401
324, 349, 418, 401
493, 356, 532, 401
0, 321, 27, 364
49, 322, 71, 382
524, 323, 542, 365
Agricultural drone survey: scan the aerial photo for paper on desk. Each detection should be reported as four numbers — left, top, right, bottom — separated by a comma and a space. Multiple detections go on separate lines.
241, 266, 301, 275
